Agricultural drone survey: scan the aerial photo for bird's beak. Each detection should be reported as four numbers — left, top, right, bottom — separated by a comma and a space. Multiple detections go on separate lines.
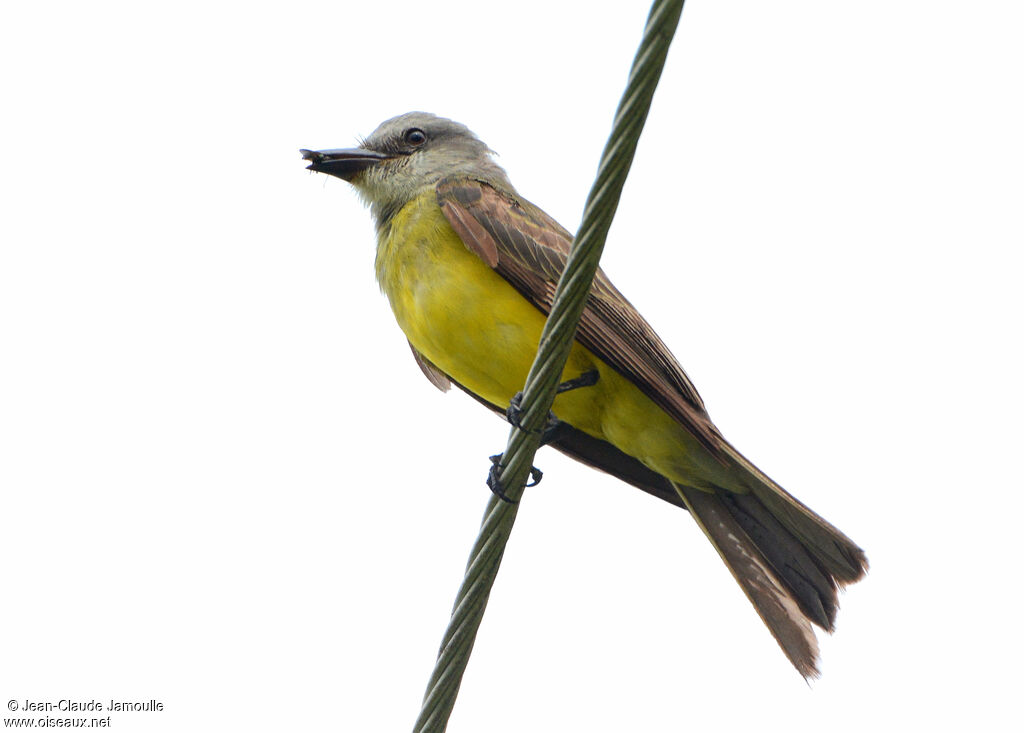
300, 147, 392, 181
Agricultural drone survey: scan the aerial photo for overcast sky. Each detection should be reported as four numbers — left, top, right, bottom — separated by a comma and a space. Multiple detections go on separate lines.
2, 1, 1022, 731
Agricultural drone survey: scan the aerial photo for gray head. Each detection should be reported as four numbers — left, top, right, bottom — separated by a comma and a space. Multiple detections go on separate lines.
301, 112, 512, 226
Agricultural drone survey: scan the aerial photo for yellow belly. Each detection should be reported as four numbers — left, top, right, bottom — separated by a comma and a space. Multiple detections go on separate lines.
375, 190, 710, 484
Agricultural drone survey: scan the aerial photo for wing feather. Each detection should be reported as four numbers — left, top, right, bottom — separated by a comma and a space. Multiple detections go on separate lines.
436, 177, 722, 456
409, 341, 451, 392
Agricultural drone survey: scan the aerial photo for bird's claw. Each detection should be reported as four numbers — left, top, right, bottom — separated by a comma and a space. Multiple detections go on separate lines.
487, 454, 543, 503
505, 370, 599, 447
490, 371, 596, 500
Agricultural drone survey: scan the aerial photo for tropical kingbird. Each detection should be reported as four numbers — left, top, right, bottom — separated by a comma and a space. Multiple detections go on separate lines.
301, 112, 867, 678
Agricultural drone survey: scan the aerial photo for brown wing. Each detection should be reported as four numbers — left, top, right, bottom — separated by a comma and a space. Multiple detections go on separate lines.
409, 341, 451, 392
436, 177, 724, 457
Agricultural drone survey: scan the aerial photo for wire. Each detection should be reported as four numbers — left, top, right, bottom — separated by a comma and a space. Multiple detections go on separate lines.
412, 2, 687, 730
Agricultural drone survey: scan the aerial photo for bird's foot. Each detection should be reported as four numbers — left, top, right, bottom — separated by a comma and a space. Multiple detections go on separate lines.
491, 371, 597, 501
505, 370, 599, 446
487, 454, 543, 504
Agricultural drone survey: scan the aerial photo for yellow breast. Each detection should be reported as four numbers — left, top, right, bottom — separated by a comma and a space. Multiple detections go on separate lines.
375, 190, 560, 405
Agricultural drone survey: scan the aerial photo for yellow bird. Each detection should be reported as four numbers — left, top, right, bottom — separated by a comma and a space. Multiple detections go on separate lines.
301, 112, 867, 678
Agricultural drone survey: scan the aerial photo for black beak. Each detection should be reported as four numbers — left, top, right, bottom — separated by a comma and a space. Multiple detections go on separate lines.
300, 147, 392, 181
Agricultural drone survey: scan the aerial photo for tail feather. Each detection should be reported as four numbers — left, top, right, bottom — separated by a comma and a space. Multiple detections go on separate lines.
746, 480, 867, 585
720, 492, 837, 629
720, 445, 868, 585
676, 467, 868, 678
712, 437, 868, 586
676, 485, 822, 678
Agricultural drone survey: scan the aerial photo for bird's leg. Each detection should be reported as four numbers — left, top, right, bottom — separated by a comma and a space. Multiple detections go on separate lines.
505, 369, 599, 445
487, 370, 599, 503
553, 368, 601, 395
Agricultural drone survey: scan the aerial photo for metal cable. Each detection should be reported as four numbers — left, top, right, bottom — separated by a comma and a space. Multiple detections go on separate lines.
412, 1, 686, 730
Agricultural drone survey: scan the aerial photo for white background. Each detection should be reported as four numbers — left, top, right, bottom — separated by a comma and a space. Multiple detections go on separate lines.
2, 1, 1022, 731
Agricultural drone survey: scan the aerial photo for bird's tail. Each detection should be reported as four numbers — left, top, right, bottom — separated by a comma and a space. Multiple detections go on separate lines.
674, 468, 867, 678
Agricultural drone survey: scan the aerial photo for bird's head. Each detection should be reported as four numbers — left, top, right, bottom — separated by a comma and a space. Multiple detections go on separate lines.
301, 112, 511, 227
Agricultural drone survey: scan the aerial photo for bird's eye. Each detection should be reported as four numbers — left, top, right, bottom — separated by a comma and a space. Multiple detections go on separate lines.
404, 128, 426, 146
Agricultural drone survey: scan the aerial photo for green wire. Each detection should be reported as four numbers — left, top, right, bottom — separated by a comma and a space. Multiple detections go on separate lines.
412, 1, 687, 730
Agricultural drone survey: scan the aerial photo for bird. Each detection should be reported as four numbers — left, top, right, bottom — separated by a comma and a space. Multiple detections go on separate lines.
300, 111, 867, 678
